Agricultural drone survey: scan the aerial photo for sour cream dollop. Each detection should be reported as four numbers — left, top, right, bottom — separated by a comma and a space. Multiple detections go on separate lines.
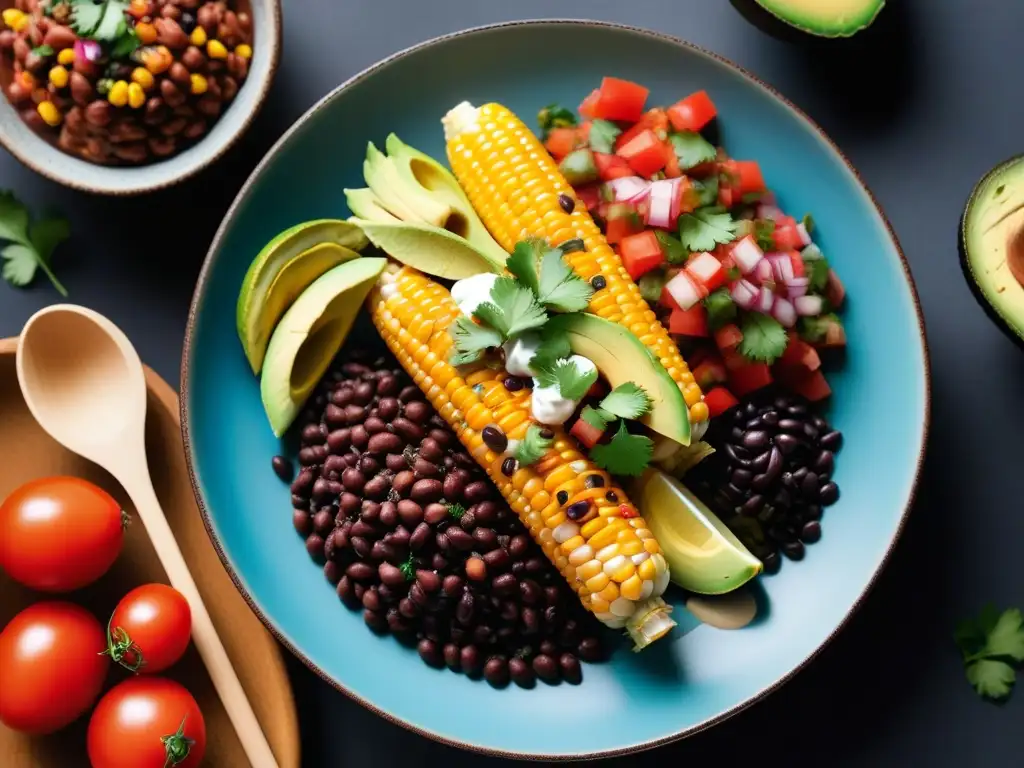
530, 355, 597, 426
502, 332, 541, 377
450, 273, 498, 317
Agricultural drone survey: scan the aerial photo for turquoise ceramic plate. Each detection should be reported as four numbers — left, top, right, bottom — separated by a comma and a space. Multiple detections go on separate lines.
182, 20, 930, 759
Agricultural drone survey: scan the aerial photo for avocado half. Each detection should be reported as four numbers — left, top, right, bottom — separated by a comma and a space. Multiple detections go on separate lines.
960, 155, 1024, 348
731, 0, 885, 38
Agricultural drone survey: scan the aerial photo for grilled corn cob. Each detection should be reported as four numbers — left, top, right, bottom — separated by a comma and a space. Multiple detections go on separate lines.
369, 264, 675, 649
443, 101, 710, 436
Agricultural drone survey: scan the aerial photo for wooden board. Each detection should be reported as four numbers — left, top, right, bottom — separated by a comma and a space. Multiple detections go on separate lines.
0, 337, 301, 768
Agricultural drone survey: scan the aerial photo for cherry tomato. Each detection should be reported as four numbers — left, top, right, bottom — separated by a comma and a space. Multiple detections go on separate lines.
0, 476, 125, 592
0, 601, 109, 734
88, 677, 206, 768
106, 583, 192, 674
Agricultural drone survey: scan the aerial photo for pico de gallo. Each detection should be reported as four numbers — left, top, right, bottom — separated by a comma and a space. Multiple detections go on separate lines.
537, 77, 848, 417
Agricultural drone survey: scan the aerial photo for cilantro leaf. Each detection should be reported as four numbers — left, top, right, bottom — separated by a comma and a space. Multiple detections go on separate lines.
30, 216, 71, 266
580, 405, 611, 431
738, 312, 787, 364
529, 317, 572, 371
31, 44, 55, 57
537, 246, 592, 312
590, 421, 653, 477
533, 358, 598, 401
110, 25, 140, 58
654, 230, 689, 265
589, 119, 621, 154
448, 315, 502, 366
669, 131, 717, 170
598, 383, 652, 420
506, 239, 543, 296
807, 256, 830, 293
965, 659, 1016, 701
704, 288, 737, 331
0, 191, 69, 296
692, 175, 719, 207
637, 270, 666, 304
754, 218, 776, 252
473, 277, 547, 339
802, 213, 815, 233
70, 0, 105, 36
678, 207, 738, 253
0, 191, 30, 245
1, 244, 39, 286
515, 423, 553, 465
982, 608, 1024, 662
537, 104, 577, 138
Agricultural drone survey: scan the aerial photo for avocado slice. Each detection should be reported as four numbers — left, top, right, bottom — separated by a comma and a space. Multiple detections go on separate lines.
550, 313, 691, 445
236, 219, 369, 374
731, 0, 885, 38
961, 155, 1024, 347
632, 468, 762, 595
352, 218, 505, 280
345, 188, 400, 223
363, 143, 452, 227
385, 134, 508, 267
260, 257, 387, 437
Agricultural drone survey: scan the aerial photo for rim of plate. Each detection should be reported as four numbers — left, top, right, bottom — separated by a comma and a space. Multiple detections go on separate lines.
180, 18, 932, 761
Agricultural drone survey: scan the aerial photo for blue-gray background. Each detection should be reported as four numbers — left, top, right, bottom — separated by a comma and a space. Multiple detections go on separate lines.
2, 1, 1021, 765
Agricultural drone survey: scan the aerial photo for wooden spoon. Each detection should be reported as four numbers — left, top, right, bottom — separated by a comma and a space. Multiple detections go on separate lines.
16, 304, 279, 768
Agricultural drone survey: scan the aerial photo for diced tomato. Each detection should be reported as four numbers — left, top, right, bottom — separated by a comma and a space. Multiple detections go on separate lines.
605, 210, 644, 244
714, 323, 744, 351
778, 335, 821, 372
614, 108, 672, 151
685, 251, 727, 293
777, 215, 798, 229
787, 250, 805, 278
718, 181, 735, 209
544, 128, 578, 161
693, 358, 727, 390
614, 122, 646, 153
729, 362, 773, 397
620, 230, 665, 279
667, 90, 718, 132
777, 367, 832, 402
579, 89, 601, 119
594, 152, 634, 181
569, 417, 605, 449
593, 77, 649, 123
685, 344, 711, 369
704, 387, 740, 418
573, 184, 602, 212
668, 305, 708, 337
815, 317, 847, 348
732, 161, 766, 195
576, 121, 592, 143
663, 142, 682, 179
616, 129, 667, 178
826, 269, 846, 309
721, 347, 746, 372
773, 224, 805, 251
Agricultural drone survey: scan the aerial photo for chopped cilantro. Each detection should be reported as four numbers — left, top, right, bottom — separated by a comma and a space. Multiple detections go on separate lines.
692, 175, 719, 207
678, 206, 738, 253
955, 605, 1024, 701
506, 239, 543, 295
654, 230, 689, 265
447, 502, 467, 520
754, 218, 776, 252
703, 288, 737, 331
669, 131, 717, 170
515, 424, 553, 465
590, 421, 654, 477
637, 269, 666, 304
0, 190, 70, 296
505, 238, 592, 313
533, 358, 597, 401
802, 213, 815, 233
741, 192, 765, 204
448, 315, 503, 366
588, 119, 621, 154
806, 256, 830, 292
472, 277, 548, 339
738, 312, 787, 364
797, 313, 840, 345
537, 104, 577, 138
31, 44, 55, 57
580, 405, 611, 431
529, 317, 573, 371
598, 383, 652, 420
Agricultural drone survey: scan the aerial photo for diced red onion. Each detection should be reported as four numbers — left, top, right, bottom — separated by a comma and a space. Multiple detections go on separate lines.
731, 279, 759, 310
767, 252, 794, 283
665, 271, 703, 310
786, 277, 810, 299
606, 176, 650, 203
756, 286, 775, 314
731, 236, 764, 274
757, 203, 784, 222
685, 252, 721, 288
795, 294, 824, 316
754, 258, 773, 284
646, 178, 677, 229
667, 177, 685, 223
772, 297, 797, 327
75, 39, 102, 63
795, 223, 812, 247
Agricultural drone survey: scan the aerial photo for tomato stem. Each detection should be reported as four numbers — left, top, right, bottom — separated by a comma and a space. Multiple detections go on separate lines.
101, 619, 145, 673
161, 717, 195, 767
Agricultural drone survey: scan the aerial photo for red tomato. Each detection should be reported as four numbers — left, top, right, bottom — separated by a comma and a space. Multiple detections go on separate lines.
703, 387, 740, 418
779, 335, 822, 372
667, 90, 718, 132
88, 677, 206, 768
616, 129, 667, 178
569, 417, 605, 449
668, 305, 708, 337
773, 224, 805, 251
578, 88, 601, 119
594, 76, 649, 122
663, 142, 683, 178
693, 358, 728, 390
729, 362, 774, 397
575, 183, 603, 212
619, 230, 665, 279
544, 127, 578, 160
776, 367, 832, 402
732, 160, 766, 195
106, 584, 192, 674
0, 602, 108, 734
593, 152, 633, 181
788, 250, 806, 278
714, 323, 744, 351
604, 210, 644, 244
0, 477, 125, 592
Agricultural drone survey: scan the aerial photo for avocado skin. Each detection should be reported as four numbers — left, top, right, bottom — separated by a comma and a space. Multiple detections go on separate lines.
730, 0, 885, 40
959, 155, 1024, 350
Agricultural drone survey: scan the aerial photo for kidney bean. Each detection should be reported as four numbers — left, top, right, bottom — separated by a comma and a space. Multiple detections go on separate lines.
492, 573, 517, 596
483, 548, 511, 573
446, 527, 475, 551
421, 503, 447, 525
375, 501, 396, 528
396, 385, 419, 403
411, 457, 439, 479
374, 397, 400, 421
459, 645, 482, 676
521, 606, 541, 635
303, 533, 324, 561
440, 643, 461, 672
341, 468, 366, 494
525, 558, 547, 577
292, 510, 312, 537
401, 400, 428, 423
388, 470, 413, 498
532, 654, 559, 683
405, 522, 428, 552
180, 42, 205, 70
350, 520, 377, 540
519, 579, 541, 605
335, 576, 357, 608
218, 74, 238, 102
463, 481, 492, 505
376, 562, 404, 586
312, 509, 334, 536
442, 575, 463, 597
431, 553, 448, 571
559, 654, 582, 684
361, 586, 382, 613
398, 597, 419, 620
361, 609, 386, 633
391, 525, 411, 548
362, 474, 389, 500
414, 638, 442, 668
508, 534, 530, 560
346, 561, 375, 582
410, 479, 443, 503
544, 586, 561, 606
349, 425, 369, 450
483, 656, 509, 687
473, 501, 499, 525
369, 541, 395, 564
577, 638, 604, 662
442, 472, 466, 500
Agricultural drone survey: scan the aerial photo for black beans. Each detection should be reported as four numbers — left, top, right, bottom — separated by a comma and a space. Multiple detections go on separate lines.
819, 482, 839, 506
560, 654, 582, 684
272, 455, 294, 482
556, 490, 569, 505
558, 193, 575, 213
483, 656, 510, 687
801, 520, 822, 543
411, 479, 443, 503
464, 481, 491, 505
501, 457, 518, 476
533, 654, 559, 683
820, 430, 843, 451
503, 376, 524, 392
481, 425, 508, 452
509, 657, 535, 687
559, 238, 585, 254
566, 501, 590, 521
590, 275, 607, 291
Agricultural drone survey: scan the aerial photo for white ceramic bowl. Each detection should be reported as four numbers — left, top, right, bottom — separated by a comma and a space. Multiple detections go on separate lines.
0, 0, 281, 195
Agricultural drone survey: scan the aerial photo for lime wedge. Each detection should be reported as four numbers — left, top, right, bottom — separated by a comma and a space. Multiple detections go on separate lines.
633, 468, 762, 595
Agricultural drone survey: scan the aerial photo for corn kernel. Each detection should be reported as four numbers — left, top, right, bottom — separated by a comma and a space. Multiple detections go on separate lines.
131, 67, 155, 90
234, 43, 252, 60
576, 559, 602, 582
620, 574, 644, 601
136, 22, 157, 45
18, 71, 36, 90
127, 82, 145, 109
3, 9, 28, 32
107, 80, 130, 107
57, 48, 76, 66
190, 26, 207, 47
129, 0, 150, 16
690, 402, 709, 424
48, 66, 69, 89
638, 558, 657, 581
36, 101, 62, 127
207, 39, 228, 59
585, 572, 610, 593
190, 73, 207, 95
144, 46, 172, 74
597, 582, 620, 603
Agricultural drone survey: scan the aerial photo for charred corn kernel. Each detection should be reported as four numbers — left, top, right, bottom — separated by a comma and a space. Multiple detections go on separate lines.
234, 43, 252, 59
107, 80, 129, 107
57, 48, 76, 66
207, 39, 228, 59
189, 26, 207, 46
370, 265, 675, 649
136, 22, 158, 45
36, 101, 61, 127
131, 67, 155, 90
48, 67, 69, 89
127, 82, 145, 109
3, 9, 28, 32
444, 101, 709, 432
190, 73, 208, 95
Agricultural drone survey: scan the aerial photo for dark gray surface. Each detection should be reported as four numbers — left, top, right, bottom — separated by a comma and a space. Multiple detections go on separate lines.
2, 1, 1022, 765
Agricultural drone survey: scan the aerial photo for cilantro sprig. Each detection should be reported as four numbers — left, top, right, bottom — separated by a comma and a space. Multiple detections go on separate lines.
704, 288, 737, 331
507, 239, 594, 313
678, 206, 738, 253
448, 277, 547, 365
955, 605, 1024, 701
669, 131, 717, 171
0, 190, 70, 296
537, 104, 577, 139
71, 0, 140, 57
448, 315, 502, 366
533, 357, 597, 401
515, 424, 553, 466
588, 119, 621, 154
738, 312, 787, 364
590, 421, 654, 477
